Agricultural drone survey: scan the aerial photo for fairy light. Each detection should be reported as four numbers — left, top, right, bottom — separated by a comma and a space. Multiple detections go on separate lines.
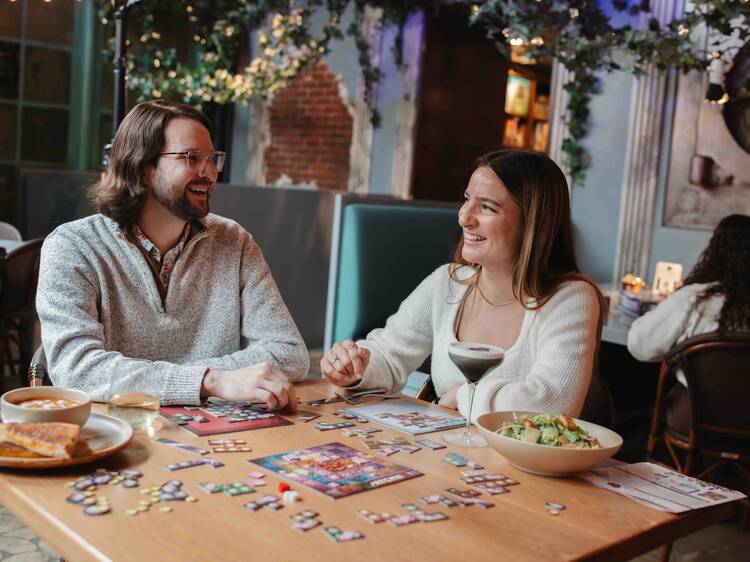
677, 24, 689, 36
509, 37, 525, 46
530, 36, 544, 46
569, 8, 579, 18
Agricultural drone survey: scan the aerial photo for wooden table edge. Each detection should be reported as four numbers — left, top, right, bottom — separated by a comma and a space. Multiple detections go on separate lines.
0, 478, 108, 562
577, 501, 736, 562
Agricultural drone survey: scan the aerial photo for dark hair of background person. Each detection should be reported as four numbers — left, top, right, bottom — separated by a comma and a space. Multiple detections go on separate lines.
683, 213, 750, 332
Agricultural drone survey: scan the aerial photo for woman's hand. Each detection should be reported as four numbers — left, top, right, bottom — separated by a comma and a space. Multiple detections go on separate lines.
320, 339, 370, 387
438, 385, 460, 410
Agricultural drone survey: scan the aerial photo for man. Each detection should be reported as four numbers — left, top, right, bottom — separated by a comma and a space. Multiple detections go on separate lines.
36, 100, 308, 409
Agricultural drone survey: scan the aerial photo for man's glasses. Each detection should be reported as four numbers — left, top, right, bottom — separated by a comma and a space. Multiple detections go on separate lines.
159, 150, 227, 173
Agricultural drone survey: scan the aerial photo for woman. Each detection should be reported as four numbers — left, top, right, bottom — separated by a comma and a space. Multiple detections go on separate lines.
628, 214, 750, 430
321, 150, 604, 422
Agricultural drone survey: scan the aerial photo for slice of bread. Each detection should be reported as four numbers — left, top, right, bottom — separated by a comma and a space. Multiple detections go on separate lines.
0, 422, 79, 459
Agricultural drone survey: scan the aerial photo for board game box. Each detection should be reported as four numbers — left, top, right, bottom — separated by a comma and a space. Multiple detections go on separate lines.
250, 442, 423, 499
160, 398, 292, 436
342, 400, 465, 435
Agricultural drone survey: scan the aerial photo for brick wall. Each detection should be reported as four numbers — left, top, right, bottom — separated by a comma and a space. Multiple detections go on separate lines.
264, 62, 353, 191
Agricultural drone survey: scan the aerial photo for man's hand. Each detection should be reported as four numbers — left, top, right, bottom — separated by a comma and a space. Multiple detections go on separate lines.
437, 385, 460, 410
201, 363, 297, 412
320, 340, 370, 387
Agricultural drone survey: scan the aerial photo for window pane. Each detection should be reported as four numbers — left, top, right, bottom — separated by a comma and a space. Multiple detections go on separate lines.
21, 107, 68, 163
26, 0, 75, 46
0, 41, 20, 100
0, 1, 22, 38
0, 165, 15, 223
23, 46, 71, 104
99, 111, 113, 167
100, 58, 113, 110
0, 104, 16, 160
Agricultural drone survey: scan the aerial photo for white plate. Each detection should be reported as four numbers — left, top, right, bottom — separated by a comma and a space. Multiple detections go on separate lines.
0, 412, 134, 469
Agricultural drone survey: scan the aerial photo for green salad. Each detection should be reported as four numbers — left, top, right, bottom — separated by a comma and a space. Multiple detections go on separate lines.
497, 413, 602, 449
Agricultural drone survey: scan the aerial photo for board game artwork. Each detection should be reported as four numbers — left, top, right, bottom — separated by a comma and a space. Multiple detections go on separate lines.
160, 398, 292, 437
251, 442, 423, 499
343, 400, 465, 435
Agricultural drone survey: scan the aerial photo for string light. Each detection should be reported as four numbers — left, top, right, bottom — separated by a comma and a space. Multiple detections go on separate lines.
677, 24, 689, 36
509, 37, 525, 46
530, 36, 544, 46
569, 8, 579, 18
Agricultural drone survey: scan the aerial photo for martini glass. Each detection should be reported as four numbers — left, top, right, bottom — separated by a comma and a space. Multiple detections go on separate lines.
443, 341, 504, 448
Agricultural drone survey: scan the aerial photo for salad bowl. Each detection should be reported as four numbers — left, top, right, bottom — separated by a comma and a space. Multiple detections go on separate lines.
476, 411, 623, 477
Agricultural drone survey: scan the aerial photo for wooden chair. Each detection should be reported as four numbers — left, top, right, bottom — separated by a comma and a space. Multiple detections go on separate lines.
647, 332, 750, 560
0, 239, 44, 385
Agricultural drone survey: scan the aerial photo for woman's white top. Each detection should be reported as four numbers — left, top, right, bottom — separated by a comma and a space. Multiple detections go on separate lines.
350, 264, 601, 422
627, 282, 724, 385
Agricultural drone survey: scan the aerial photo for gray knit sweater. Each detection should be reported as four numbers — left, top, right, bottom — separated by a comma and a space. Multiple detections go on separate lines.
36, 214, 309, 405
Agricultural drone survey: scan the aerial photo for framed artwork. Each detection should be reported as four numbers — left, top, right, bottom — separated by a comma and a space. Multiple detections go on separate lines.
663, 40, 750, 229
505, 74, 531, 117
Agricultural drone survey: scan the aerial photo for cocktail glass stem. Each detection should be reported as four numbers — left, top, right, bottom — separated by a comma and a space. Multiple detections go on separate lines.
464, 382, 476, 444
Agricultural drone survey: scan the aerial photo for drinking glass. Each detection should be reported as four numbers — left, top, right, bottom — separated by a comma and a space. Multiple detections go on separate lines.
107, 373, 161, 432
443, 341, 504, 448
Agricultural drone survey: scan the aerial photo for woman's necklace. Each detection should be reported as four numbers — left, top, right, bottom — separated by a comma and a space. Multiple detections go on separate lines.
476, 273, 516, 307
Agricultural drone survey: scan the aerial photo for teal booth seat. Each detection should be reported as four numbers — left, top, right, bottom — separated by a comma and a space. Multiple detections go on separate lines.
324, 202, 460, 353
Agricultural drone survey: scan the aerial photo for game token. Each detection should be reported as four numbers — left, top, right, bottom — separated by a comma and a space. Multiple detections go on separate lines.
419, 495, 442, 505
357, 510, 391, 524
121, 479, 139, 488
186, 496, 198, 503
213, 446, 252, 453
264, 502, 283, 510
438, 496, 460, 508
467, 461, 484, 470
278, 482, 291, 493
282, 491, 300, 503
243, 501, 262, 511
544, 501, 566, 511
137, 505, 149, 512
421, 511, 449, 522
337, 531, 365, 542
445, 487, 481, 499
292, 519, 321, 532
125, 509, 138, 516
443, 453, 468, 467
247, 471, 265, 479
248, 478, 266, 487
159, 506, 173, 513
415, 439, 446, 450
388, 514, 419, 527
66, 492, 87, 504
83, 505, 110, 516
472, 482, 509, 495
224, 483, 254, 497
323, 526, 342, 542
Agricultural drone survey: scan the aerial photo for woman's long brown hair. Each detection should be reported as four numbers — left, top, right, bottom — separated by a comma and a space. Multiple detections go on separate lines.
450, 149, 606, 322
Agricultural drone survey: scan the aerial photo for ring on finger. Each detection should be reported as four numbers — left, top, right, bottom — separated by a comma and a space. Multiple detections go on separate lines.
333, 357, 342, 366
344, 342, 355, 350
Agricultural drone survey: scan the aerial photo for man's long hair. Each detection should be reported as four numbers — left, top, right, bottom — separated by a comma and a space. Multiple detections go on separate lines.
90, 100, 211, 225
683, 214, 750, 332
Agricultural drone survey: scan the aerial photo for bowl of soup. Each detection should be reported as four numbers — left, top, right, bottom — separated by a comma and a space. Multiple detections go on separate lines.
1, 388, 91, 426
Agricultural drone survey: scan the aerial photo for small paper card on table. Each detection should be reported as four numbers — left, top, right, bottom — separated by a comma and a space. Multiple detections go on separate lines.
577, 461, 747, 513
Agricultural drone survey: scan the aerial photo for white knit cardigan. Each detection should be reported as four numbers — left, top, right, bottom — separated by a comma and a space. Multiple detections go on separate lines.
350, 265, 601, 422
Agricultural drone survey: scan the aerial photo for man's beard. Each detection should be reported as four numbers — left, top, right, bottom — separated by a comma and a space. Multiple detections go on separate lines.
151, 173, 211, 221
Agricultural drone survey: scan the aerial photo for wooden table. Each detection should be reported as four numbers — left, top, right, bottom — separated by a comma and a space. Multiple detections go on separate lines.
0, 380, 734, 562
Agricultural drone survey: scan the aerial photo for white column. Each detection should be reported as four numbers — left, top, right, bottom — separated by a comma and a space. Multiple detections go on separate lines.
612, 0, 685, 283
548, 60, 573, 189
348, 7, 383, 194
390, 11, 425, 199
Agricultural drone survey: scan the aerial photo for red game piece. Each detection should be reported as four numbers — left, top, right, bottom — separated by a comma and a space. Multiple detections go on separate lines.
278, 482, 291, 493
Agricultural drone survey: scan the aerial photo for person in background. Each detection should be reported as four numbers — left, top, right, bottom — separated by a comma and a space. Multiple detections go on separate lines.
321, 150, 604, 422
628, 214, 750, 431
37, 100, 308, 409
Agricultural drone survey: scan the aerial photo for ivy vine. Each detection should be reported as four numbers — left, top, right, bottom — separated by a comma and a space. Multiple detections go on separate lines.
98, 0, 750, 186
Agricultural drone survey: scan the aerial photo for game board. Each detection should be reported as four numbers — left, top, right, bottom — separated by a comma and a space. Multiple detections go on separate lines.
250, 442, 423, 499
160, 398, 292, 436
342, 400, 465, 435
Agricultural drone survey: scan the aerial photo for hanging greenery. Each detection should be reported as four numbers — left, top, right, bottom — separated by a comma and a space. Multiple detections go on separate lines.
98, 0, 750, 186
